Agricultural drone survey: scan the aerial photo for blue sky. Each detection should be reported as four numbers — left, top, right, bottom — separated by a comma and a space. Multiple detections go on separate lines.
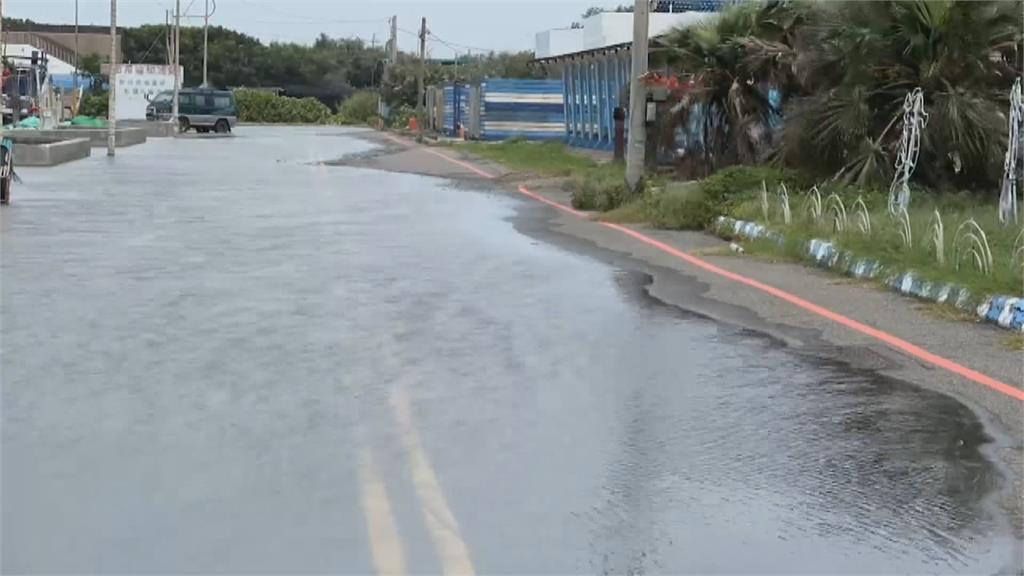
8, 0, 607, 58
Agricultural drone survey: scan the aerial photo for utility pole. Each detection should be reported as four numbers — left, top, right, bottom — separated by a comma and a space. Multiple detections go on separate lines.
390, 16, 398, 65
74, 0, 79, 94
202, 0, 216, 86
383, 15, 397, 83
202, 0, 209, 86
107, 0, 117, 157
625, 0, 649, 192
418, 17, 426, 142
172, 0, 181, 132
370, 34, 377, 87
1, 0, 4, 144
165, 10, 171, 66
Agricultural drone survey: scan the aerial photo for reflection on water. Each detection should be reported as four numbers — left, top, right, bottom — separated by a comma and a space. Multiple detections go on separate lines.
1, 127, 1016, 574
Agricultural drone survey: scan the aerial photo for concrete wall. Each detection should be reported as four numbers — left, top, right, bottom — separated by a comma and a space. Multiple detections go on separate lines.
8, 135, 92, 166
120, 120, 176, 138
53, 127, 148, 148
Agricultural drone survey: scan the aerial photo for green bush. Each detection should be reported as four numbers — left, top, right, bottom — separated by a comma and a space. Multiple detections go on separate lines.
387, 105, 415, 129
79, 91, 109, 118
339, 91, 379, 124
648, 182, 712, 230
233, 89, 332, 124
569, 163, 631, 210
651, 165, 808, 229
700, 165, 797, 207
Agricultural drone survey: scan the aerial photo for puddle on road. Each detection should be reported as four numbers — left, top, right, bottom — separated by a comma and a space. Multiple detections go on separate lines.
2, 128, 1019, 574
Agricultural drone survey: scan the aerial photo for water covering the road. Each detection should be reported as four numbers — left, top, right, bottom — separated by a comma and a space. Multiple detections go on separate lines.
2, 127, 1018, 573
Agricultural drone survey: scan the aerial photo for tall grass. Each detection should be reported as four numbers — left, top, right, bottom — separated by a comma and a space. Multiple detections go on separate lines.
733, 192, 1023, 297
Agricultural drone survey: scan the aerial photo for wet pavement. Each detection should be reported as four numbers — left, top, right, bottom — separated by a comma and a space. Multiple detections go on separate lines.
2, 126, 1020, 573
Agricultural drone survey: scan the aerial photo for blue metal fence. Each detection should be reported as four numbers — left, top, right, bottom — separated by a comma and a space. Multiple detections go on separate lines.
441, 84, 470, 136
478, 79, 565, 141
430, 78, 565, 141
563, 50, 631, 150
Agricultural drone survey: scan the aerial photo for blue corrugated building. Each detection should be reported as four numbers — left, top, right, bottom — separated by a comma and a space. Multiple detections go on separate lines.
532, 5, 735, 150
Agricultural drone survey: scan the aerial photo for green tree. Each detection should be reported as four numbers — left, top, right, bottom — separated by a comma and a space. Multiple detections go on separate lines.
658, 0, 1023, 191
656, 2, 797, 171
777, 0, 1021, 190
78, 52, 106, 94
338, 90, 380, 123
119, 22, 541, 112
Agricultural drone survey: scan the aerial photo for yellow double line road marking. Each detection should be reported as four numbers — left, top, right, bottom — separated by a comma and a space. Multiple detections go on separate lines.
391, 386, 476, 575
358, 447, 407, 575
357, 385, 475, 575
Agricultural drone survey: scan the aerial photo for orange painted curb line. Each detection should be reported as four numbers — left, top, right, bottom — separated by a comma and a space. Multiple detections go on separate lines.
595, 219, 1024, 402
383, 134, 1024, 402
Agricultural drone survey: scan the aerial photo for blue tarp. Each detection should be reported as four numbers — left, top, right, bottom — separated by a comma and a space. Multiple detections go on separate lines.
49, 74, 95, 91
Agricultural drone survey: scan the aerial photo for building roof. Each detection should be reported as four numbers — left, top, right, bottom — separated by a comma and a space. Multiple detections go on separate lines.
2, 44, 76, 74
533, 10, 716, 63
5, 21, 122, 35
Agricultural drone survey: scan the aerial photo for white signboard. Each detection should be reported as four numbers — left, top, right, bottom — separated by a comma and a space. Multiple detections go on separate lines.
113, 64, 183, 120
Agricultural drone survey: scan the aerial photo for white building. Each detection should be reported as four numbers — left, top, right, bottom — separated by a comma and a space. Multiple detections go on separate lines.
535, 28, 585, 60
534, 11, 715, 59
113, 64, 182, 120
1, 44, 76, 74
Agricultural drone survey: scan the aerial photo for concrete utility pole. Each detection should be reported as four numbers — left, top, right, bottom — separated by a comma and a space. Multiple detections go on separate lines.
202, 0, 216, 86
74, 0, 79, 94
107, 0, 117, 157
625, 0, 650, 192
417, 17, 426, 142
383, 15, 397, 83
1, 0, 4, 143
202, 0, 209, 86
165, 10, 171, 66
172, 0, 181, 132
390, 16, 398, 65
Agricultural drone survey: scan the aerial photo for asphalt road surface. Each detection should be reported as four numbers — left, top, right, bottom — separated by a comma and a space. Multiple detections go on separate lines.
2, 127, 1020, 574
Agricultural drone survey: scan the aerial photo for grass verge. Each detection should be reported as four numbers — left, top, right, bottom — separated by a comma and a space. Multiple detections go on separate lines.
597, 197, 648, 224
453, 139, 1021, 301
730, 191, 1023, 297
457, 140, 596, 176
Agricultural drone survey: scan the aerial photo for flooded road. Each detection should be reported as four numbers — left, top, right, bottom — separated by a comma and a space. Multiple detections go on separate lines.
2, 127, 1020, 573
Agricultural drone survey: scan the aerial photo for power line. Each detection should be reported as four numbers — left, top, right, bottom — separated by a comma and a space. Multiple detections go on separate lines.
426, 31, 491, 55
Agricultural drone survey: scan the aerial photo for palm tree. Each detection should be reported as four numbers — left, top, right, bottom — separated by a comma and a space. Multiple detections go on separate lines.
654, 1, 807, 174
780, 0, 1021, 190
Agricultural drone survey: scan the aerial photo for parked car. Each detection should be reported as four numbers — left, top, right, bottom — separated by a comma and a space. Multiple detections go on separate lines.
146, 88, 237, 133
